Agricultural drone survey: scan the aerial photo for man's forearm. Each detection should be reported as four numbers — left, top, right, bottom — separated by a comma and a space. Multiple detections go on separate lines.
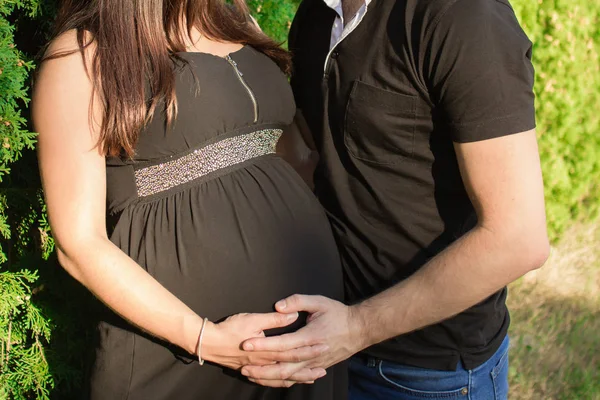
353, 225, 549, 347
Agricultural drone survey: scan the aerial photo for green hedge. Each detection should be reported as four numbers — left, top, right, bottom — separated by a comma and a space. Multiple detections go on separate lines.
0, 1, 52, 399
511, 0, 600, 241
0, 0, 598, 397
249, 0, 300, 46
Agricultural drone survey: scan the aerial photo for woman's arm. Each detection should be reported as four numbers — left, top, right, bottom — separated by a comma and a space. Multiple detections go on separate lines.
33, 31, 322, 371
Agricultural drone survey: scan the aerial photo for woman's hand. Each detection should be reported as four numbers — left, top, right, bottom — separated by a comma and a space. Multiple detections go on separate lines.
201, 312, 330, 384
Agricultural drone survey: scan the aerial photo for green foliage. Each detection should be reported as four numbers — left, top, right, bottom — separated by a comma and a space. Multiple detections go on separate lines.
511, 0, 600, 241
0, 0, 57, 398
0, 270, 52, 399
0, 2, 38, 180
248, 0, 301, 47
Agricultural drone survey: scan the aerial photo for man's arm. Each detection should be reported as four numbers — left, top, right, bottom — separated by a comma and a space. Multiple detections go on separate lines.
277, 110, 319, 188
351, 128, 549, 343
240, 128, 549, 385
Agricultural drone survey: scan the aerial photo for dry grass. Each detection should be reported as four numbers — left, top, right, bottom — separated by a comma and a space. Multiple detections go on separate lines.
508, 224, 600, 400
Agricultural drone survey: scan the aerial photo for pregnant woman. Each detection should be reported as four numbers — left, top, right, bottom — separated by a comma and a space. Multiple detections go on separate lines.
33, 0, 345, 398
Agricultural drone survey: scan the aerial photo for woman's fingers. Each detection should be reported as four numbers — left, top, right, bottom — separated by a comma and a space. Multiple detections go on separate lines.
248, 378, 297, 388
246, 366, 326, 387
242, 362, 326, 381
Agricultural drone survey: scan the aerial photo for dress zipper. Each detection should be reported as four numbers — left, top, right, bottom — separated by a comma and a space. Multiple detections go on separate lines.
225, 54, 259, 123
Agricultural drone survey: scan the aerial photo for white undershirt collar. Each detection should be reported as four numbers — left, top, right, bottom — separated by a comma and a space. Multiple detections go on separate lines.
323, 0, 373, 50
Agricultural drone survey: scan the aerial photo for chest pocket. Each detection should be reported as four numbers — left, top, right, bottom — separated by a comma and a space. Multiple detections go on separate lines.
344, 80, 417, 165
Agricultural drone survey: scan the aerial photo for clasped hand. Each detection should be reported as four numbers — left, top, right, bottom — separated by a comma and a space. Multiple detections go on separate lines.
237, 295, 368, 388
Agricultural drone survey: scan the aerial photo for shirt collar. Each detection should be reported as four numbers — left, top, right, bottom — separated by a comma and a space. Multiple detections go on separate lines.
323, 0, 373, 17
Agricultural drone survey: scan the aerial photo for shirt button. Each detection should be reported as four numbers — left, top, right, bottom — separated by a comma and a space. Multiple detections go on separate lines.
461, 387, 469, 395
330, 51, 339, 59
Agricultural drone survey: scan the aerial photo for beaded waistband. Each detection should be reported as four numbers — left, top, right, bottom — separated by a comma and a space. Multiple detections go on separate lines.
134, 128, 282, 198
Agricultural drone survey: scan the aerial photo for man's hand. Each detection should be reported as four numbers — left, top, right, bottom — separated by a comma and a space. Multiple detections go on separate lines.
240, 295, 370, 387
202, 311, 331, 376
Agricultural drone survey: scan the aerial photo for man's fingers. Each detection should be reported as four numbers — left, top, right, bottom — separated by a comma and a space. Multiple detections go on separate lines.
243, 329, 313, 352
275, 294, 326, 314
268, 344, 328, 363
252, 312, 299, 331
248, 357, 277, 366
243, 363, 326, 382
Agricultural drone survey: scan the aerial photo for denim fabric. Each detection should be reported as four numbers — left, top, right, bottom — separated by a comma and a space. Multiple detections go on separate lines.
349, 336, 510, 400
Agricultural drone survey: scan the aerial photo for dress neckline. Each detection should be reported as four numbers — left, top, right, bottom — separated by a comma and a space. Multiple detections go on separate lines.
176, 45, 248, 60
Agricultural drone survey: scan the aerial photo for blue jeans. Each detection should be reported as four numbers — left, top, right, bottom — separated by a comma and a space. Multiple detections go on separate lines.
349, 336, 510, 400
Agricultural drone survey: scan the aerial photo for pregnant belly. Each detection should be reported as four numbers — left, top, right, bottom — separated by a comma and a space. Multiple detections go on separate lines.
112, 157, 343, 326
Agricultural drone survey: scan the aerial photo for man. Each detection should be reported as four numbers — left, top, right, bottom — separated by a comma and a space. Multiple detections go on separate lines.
241, 0, 550, 398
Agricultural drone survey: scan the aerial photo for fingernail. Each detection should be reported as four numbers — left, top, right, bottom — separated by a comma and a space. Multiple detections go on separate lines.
286, 312, 298, 321
318, 370, 327, 378
244, 343, 254, 351
276, 300, 287, 310
241, 369, 249, 376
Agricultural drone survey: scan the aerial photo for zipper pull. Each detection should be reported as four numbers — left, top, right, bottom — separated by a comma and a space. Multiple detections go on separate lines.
225, 52, 258, 123
225, 55, 243, 77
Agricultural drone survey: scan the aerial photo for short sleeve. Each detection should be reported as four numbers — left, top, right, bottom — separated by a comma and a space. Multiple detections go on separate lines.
424, 0, 536, 142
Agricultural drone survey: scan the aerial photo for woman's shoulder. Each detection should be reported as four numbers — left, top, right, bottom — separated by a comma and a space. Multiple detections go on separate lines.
33, 30, 98, 133
37, 29, 96, 84
41, 29, 98, 76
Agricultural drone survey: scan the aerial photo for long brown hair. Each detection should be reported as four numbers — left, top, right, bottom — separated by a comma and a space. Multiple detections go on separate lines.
45, 0, 291, 157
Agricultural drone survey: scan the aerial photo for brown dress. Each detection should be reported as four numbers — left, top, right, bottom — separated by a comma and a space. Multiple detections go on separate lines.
89, 46, 347, 399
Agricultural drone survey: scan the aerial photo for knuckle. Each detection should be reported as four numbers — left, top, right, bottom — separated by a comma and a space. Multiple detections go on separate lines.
278, 369, 291, 380
308, 347, 320, 357
316, 348, 327, 357
276, 313, 288, 324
